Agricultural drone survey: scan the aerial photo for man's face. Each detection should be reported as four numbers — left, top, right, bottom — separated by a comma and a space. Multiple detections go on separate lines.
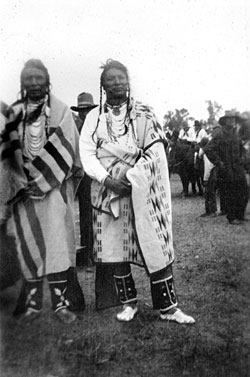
78, 108, 92, 122
102, 68, 128, 101
22, 67, 48, 101
224, 117, 236, 128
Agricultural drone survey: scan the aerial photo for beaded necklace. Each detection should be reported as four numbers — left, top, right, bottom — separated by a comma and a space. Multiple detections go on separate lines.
106, 100, 127, 116
105, 102, 130, 143
22, 96, 50, 158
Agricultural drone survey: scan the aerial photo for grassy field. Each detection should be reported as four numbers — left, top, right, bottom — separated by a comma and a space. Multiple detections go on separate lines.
1, 175, 250, 377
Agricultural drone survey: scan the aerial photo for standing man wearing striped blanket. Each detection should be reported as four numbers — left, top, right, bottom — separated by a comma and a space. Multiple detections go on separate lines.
1, 59, 84, 323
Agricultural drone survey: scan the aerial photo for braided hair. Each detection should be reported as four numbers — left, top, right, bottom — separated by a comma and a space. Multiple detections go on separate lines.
20, 59, 51, 101
92, 59, 131, 141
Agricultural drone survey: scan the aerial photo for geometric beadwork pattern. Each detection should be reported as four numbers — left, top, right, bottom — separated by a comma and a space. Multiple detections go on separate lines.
90, 100, 174, 273
92, 198, 143, 266
127, 142, 174, 274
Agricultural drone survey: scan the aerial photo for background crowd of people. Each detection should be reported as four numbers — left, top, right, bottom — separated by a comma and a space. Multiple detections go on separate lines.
165, 113, 250, 224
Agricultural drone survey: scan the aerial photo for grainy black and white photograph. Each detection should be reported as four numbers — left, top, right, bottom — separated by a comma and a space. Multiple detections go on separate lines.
1, 1, 250, 376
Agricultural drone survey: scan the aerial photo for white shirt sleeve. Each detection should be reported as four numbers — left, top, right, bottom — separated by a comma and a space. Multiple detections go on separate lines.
199, 148, 204, 158
79, 109, 110, 183
178, 129, 184, 139
196, 128, 208, 143
188, 127, 196, 142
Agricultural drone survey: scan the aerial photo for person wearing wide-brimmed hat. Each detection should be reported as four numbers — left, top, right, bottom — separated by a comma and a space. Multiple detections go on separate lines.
178, 121, 196, 144
205, 112, 249, 224
71, 92, 98, 270
194, 120, 208, 144
71, 92, 98, 133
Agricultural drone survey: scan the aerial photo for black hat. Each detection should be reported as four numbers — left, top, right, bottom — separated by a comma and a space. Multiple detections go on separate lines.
218, 111, 240, 126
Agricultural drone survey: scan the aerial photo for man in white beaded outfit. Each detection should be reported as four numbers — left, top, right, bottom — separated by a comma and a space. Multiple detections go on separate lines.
79, 59, 195, 324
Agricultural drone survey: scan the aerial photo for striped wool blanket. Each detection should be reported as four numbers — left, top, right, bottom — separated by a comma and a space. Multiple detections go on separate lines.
0, 103, 27, 222
0, 95, 82, 278
0, 95, 81, 201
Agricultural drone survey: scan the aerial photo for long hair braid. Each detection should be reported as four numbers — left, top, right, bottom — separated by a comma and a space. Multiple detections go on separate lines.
20, 88, 26, 101
99, 80, 103, 117
91, 80, 103, 142
126, 87, 131, 114
22, 91, 51, 144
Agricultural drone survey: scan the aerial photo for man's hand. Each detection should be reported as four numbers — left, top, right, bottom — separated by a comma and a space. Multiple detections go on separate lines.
23, 184, 45, 200
104, 176, 131, 197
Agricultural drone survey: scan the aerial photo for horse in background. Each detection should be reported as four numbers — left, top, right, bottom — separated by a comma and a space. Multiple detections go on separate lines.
167, 131, 203, 197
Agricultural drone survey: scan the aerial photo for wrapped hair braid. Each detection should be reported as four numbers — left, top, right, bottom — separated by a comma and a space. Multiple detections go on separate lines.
91, 80, 103, 142
20, 88, 26, 101
126, 87, 131, 113
22, 93, 51, 143
99, 80, 103, 116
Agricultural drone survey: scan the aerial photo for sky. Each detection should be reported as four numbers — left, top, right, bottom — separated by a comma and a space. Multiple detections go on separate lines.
1, 0, 250, 122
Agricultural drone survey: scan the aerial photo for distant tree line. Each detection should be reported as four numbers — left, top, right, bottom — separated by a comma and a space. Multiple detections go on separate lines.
163, 100, 223, 132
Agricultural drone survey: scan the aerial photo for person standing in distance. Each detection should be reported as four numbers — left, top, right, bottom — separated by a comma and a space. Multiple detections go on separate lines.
71, 93, 98, 269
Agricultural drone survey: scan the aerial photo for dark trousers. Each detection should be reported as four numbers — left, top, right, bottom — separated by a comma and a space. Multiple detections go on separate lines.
204, 168, 217, 214
218, 179, 227, 214
14, 267, 85, 316
224, 170, 249, 222
77, 176, 94, 266
113, 262, 178, 313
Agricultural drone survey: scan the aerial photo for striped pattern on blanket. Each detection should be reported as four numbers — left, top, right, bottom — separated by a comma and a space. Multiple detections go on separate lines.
0, 105, 27, 221
12, 179, 76, 278
1, 95, 82, 198
0, 95, 79, 278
